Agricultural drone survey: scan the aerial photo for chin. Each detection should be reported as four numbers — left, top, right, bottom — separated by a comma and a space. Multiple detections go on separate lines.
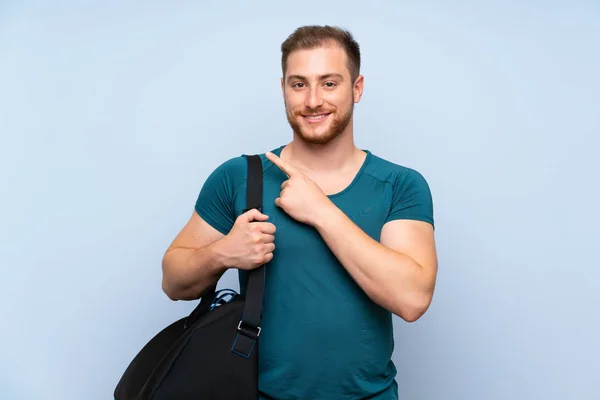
297, 129, 339, 145
301, 126, 329, 138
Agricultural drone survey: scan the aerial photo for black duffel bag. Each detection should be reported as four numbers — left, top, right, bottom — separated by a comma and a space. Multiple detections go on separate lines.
114, 154, 266, 400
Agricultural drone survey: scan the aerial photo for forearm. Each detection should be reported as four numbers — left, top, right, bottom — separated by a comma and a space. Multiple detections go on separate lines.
161, 241, 229, 301
313, 205, 434, 321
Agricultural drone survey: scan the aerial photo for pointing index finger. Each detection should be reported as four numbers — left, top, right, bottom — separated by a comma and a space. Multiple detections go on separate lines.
266, 151, 296, 177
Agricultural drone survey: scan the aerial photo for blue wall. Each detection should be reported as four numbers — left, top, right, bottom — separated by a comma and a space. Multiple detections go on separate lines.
1, 1, 598, 399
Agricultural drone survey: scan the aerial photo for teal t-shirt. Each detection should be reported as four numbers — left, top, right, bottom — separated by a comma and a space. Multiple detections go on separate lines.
195, 145, 434, 400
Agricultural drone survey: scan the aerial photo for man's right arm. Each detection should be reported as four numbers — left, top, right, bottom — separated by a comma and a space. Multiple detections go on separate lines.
161, 208, 276, 301
161, 211, 229, 301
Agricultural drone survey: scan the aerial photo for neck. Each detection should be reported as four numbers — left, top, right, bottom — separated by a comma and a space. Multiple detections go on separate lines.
281, 126, 362, 173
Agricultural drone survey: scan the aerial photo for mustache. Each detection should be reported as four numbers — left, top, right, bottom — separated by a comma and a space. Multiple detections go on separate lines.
293, 108, 335, 116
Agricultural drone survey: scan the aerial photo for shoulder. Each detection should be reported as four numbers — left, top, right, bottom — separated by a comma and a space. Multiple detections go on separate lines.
212, 145, 282, 174
365, 151, 435, 226
211, 154, 248, 178
202, 147, 280, 192
195, 155, 248, 205
364, 151, 432, 194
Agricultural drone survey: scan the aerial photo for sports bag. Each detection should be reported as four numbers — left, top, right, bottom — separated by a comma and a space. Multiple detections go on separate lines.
114, 154, 265, 400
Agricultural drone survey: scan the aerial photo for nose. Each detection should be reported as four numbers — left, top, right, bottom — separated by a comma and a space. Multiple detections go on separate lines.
305, 86, 324, 110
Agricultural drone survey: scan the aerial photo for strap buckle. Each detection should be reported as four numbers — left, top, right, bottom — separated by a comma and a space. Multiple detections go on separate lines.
237, 320, 261, 339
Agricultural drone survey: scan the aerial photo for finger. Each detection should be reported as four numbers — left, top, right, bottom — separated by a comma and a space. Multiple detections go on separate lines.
263, 243, 276, 253
261, 233, 275, 243
274, 197, 281, 208
251, 222, 277, 234
266, 151, 296, 177
281, 180, 289, 190
262, 252, 274, 264
243, 208, 269, 222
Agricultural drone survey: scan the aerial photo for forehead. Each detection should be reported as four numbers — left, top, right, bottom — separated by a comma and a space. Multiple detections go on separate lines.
285, 45, 349, 79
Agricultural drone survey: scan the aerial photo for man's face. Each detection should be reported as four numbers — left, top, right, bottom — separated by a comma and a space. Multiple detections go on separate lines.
281, 45, 363, 145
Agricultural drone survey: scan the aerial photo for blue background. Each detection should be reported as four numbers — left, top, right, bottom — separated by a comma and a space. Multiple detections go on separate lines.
1, 1, 598, 399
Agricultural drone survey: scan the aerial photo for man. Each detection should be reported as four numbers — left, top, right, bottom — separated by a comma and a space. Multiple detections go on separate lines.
162, 25, 438, 400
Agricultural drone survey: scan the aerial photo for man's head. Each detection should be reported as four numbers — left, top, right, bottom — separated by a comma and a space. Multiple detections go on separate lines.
280, 25, 364, 145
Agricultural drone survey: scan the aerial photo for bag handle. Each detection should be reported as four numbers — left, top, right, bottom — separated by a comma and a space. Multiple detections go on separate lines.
231, 153, 265, 358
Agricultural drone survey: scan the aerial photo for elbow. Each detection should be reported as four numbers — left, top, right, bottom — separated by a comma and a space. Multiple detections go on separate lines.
161, 254, 194, 301
161, 261, 189, 301
394, 292, 433, 323
400, 308, 426, 323
161, 276, 181, 301
161, 253, 178, 300
161, 272, 205, 301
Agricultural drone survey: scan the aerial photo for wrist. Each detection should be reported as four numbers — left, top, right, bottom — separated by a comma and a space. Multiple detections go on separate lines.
205, 238, 233, 274
312, 201, 340, 230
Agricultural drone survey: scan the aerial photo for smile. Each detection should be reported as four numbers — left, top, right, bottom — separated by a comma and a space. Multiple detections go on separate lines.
303, 113, 331, 123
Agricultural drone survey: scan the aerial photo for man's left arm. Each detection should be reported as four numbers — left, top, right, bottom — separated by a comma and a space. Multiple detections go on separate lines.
313, 207, 438, 322
264, 151, 438, 322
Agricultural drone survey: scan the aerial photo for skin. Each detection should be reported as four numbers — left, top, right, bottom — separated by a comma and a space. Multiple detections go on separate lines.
162, 42, 438, 323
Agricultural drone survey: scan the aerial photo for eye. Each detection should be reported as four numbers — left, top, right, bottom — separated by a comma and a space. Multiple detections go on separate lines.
292, 82, 305, 89
324, 81, 336, 88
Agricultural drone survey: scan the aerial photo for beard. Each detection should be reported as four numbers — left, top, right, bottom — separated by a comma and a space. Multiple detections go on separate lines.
284, 99, 354, 145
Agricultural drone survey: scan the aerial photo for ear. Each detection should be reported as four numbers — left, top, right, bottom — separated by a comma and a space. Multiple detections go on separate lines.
353, 75, 365, 103
281, 77, 285, 98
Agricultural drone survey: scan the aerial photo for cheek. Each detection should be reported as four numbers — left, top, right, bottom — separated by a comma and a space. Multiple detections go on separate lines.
325, 89, 351, 107
285, 94, 303, 111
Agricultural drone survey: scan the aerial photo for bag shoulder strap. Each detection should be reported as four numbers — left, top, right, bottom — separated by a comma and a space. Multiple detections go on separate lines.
231, 154, 265, 358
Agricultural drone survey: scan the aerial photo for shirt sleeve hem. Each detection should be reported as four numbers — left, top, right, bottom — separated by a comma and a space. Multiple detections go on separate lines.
195, 206, 232, 236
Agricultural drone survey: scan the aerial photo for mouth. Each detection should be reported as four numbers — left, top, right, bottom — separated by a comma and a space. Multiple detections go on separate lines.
302, 113, 332, 124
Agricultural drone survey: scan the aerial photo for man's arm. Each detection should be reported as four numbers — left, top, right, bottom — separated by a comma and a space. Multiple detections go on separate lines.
163, 156, 240, 301
162, 208, 277, 301
313, 207, 438, 322
263, 150, 437, 322
161, 211, 229, 301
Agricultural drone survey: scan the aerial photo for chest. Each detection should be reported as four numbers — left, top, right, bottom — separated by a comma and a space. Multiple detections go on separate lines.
307, 171, 359, 197
233, 169, 393, 248
258, 182, 391, 251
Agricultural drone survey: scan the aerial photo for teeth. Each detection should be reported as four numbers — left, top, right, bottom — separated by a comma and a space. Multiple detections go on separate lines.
306, 114, 327, 120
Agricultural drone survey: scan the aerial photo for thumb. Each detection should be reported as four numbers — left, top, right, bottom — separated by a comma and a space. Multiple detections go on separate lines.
242, 208, 269, 222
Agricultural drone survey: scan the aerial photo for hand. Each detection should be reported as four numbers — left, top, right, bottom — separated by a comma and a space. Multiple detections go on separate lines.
218, 208, 276, 270
265, 151, 334, 226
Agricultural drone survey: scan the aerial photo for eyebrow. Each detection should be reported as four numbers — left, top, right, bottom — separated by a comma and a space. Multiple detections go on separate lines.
287, 73, 344, 82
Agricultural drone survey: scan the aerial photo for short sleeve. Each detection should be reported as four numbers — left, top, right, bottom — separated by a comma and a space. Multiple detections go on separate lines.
194, 157, 246, 235
385, 169, 434, 228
